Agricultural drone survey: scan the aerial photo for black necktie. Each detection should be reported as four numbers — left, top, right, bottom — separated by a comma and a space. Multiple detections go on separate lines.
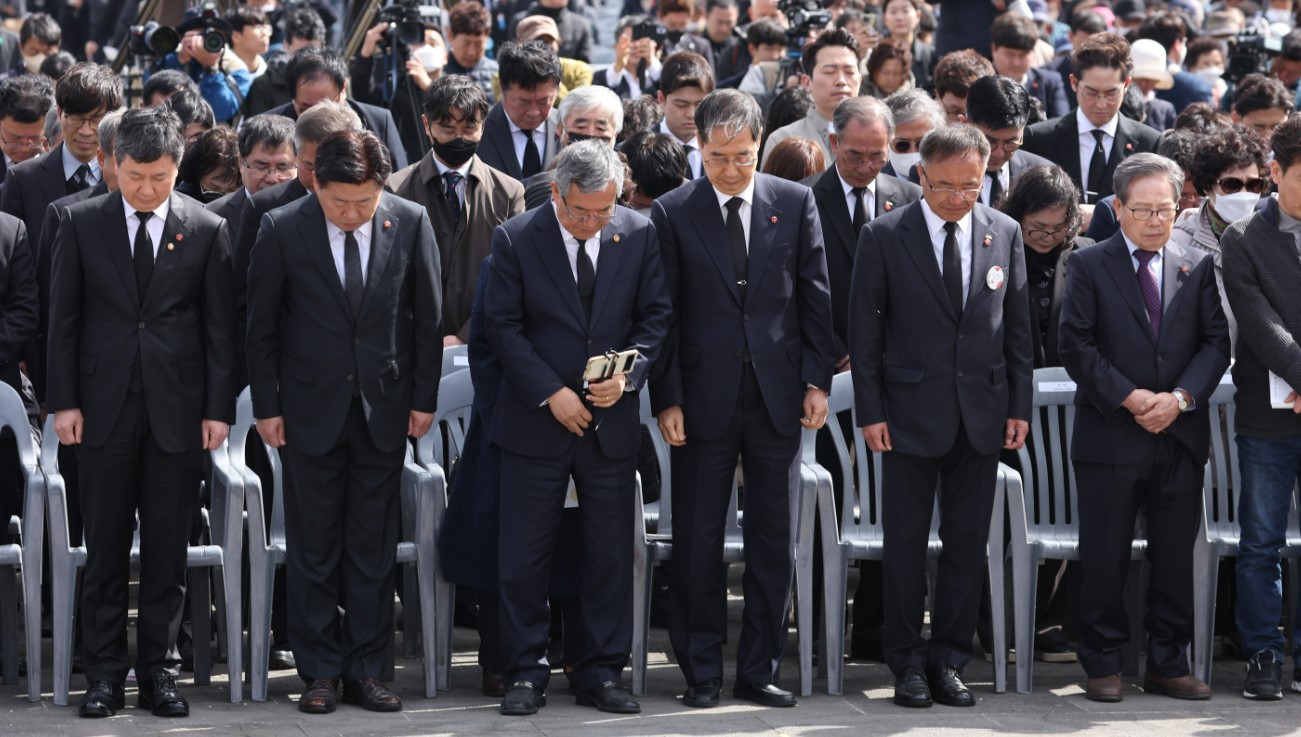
942, 221, 963, 316
725, 197, 747, 300
576, 237, 595, 318
68, 163, 90, 194
521, 129, 542, 178
1086, 129, 1108, 203
443, 171, 463, 225
685, 144, 700, 179
133, 210, 154, 305
988, 171, 1004, 206
851, 187, 867, 233
344, 230, 363, 318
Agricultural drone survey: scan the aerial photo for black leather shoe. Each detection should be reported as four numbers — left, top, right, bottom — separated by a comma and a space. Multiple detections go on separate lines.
501, 681, 546, 716
928, 663, 975, 707
269, 647, 296, 671
298, 677, 340, 714
343, 678, 402, 712
576, 681, 641, 713
734, 681, 797, 707
892, 666, 932, 708
137, 672, 190, 717
482, 669, 507, 697
682, 677, 722, 708
79, 680, 125, 718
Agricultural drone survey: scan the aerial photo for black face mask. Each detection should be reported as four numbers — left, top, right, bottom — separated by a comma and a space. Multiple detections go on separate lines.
432, 136, 479, 168
666, 29, 684, 46
564, 131, 602, 145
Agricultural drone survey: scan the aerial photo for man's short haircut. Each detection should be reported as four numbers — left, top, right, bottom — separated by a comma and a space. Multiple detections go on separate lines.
1232, 73, 1294, 118
97, 109, 125, 159
801, 26, 858, 77
115, 105, 185, 165
1189, 125, 1268, 196
919, 123, 990, 169
497, 41, 561, 93
619, 94, 664, 143
1174, 101, 1231, 134
285, 46, 347, 99
294, 101, 363, 149
707, 0, 739, 12
282, 7, 326, 45
20, 13, 60, 47
1273, 113, 1301, 171
227, 7, 269, 33
1284, 30, 1301, 62
164, 89, 214, 131
991, 13, 1039, 52
1113, 152, 1184, 203
43, 106, 59, 144
659, 0, 695, 16
964, 75, 1030, 131
660, 51, 715, 96
932, 49, 995, 100
559, 85, 625, 135
39, 51, 75, 81
55, 62, 123, 116
179, 126, 239, 188
1156, 128, 1198, 173
423, 74, 490, 128
313, 129, 393, 187
0, 74, 55, 124
833, 95, 894, 138
1135, 10, 1189, 51
555, 139, 625, 196
142, 69, 199, 104
695, 88, 764, 145
746, 18, 786, 47
448, 1, 491, 36
1073, 32, 1134, 79
1070, 8, 1107, 34
886, 88, 945, 131
1185, 37, 1226, 70
239, 113, 297, 157
621, 131, 688, 198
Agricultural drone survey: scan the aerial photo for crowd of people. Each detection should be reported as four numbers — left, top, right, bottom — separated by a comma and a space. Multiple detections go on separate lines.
2, 0, 1301, 723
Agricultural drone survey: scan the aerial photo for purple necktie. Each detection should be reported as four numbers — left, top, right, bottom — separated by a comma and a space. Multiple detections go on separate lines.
1133, 249, 1161, 341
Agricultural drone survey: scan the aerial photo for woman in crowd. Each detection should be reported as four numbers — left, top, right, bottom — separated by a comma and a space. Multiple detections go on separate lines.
881, 0, 933, 88
761, 137, 825, 182
859, 38, 913, 99
174, 126, 241, 204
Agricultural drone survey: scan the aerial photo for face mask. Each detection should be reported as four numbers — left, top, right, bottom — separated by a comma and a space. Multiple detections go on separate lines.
411, 44, 445, 73
1267, 7, 1294, 23
666, 30, 685, 46
564, 131, 602, 146
889, 150, 920, 178
22, 53, 45, 74
1173, 43, 1187, 66
1213, 190, 1261, 223
1195, 65, 1225, 83
432, 136, 479, 168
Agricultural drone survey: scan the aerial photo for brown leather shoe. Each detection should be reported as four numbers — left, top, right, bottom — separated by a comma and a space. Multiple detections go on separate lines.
299, 678, 340, 714
1085, 674, 1123, 702
343, 678, 403, 712
1143, 672, 1211, 700
482, 669, 507, 697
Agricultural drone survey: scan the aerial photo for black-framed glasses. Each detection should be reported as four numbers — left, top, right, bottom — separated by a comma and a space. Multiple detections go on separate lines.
919, 167, 982, 201
1025, 224, 1070, 241
560, 196, 615, 224
1119, 203, 1179, 222
0, 130, 45, 149
892, 139, 920, 153
63, 113, 105, 131
242, 159, 297, 177
1215, 176, 1269, 195
983, 134, 1023, 153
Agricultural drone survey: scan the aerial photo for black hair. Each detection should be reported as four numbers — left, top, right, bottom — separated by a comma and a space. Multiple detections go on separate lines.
1189, 124, 1268, 195
39, 51, 75, 82
660, 51, 715, 96
1185, 36, 1226, 70
621, 130, 688, 198
1070, 8, 1107, 34
165, 89, 215, 131
142, 69, 199, 105
1135, 10, 1188, 51
747, 18, 787, 47
284, 46, 347, 99
282, 7, 327, 45
759, 85, 812, 154
800, 26, 858, 77
422, 74, 489, 128
1233, 73, 1294, 118
55, 62, 122, 116
998, 166, 1083, 243
1273, 113, 1301, 170
314, 129, 393, 187
238, 113, 296, 157
618, 94, 664, 144
964, 75, 1030, 130
115, 105, 185, 164
447, 1, 491, 36
0, 74, 55, 124
1283, 29, 1301, 62
226, 7, 269, 33
497, 41, 561, 93
1156, 128, 1199, 173
178, 125, 240, 189
20, 12, 60, 47
706, 0, 738, 11
990, 13, 1040, 52
1174, 101, 1231, 134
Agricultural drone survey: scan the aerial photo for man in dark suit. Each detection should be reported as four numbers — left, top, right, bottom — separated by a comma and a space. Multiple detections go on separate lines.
0, 74, 55, 186
651, 89, 835, 709
208, 114, 297, 255
246, 130, 443, 714
520, 85, 623, 210
478, 42, 561, 181
1058, 153, 1230, 703
391, 75, 525, 347
962, 76, 1056, 208
1022, 34, 1161, 216
992, 14, 1070, 120
261, 47, 407, 172
47, 106, 237, 719
486, 140, 670, 716
849, 124, 1033, 708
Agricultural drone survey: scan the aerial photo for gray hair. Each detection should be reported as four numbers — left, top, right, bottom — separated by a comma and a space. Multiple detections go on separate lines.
885, 88, 945, 133
1113, 152, 1184, 204
558, 85, 625, 137
43, 106, 60, 147
294, 101, 362, 149
833, 96, 895, 139
694, 89, 763, 145
555, 139, 625, 196
919, 124, 991, 169
96, 108, 126, 160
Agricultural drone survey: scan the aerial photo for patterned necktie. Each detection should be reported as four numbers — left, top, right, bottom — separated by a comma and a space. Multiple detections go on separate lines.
443, 171, 463, 225
69, 163, 90, 194
1133, 249, 1162, 341
133, 210, 154, 305
344, 230, 363, 318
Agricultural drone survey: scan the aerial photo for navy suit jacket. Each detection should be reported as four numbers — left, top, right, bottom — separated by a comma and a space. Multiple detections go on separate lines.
649, 174, 835, 440
849, 200, 1033, 457
1022, 112, 1162, 202
484, 204, 671, 460
477, 102, 561, 181
263, 99, 408, 171
1058, 233, 1230, 465
1025, 67, 1070, 120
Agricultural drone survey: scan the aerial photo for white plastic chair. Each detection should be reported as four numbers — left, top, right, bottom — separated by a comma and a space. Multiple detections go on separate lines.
0, 382, 43, 701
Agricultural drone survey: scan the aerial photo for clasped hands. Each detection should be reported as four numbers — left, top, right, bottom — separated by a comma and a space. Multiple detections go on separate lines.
548, 375, 627, 436
1122, 388, 1181, 434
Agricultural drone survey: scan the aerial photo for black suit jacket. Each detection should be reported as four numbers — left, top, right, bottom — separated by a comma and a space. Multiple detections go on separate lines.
0, 211, 37, 397
484, 205, 671, 460
1021, 112, 1162, 203
234, 178, 308, 315
649, 174, 836, 440
264, 99, 408, 171
205, 187, 251, 246
0, 143, 79, 256
1058, 233, 1231, 465
477, 102, 561, 181
849, 200, 1033, 457
46, 192, 238, 451
1030, 237, 1095, 369
802, 167, 922, 359
246, 192, 443, 456
1025, 67, 1070, 120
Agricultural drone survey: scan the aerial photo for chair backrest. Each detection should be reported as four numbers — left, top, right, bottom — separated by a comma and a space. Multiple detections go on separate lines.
1203, 376, 1240, 540
1014, 366, 1081, 543
232, 388, 287, 550
0, 383, 40, 564
420, 368, 474, 475
441, 344, 469, 377
639, 386, 673, 534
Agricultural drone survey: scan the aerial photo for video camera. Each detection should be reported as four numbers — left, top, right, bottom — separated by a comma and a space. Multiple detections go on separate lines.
1226, 32, 1284, 84
378, 0, 443, 47
779, 0, 831, 54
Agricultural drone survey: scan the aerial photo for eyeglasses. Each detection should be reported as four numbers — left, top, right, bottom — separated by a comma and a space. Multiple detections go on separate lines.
0, 130, 45, 149
919, 168, 982, 201
837, 149, 888, 168
1077, 85, 1126, 104
983, 134, 1023, 153
1120, 203, 1179, 222
702, 153, 758, 170
892, 139, 921, 153
63, 113, 105, 131
560, 196, 615, 225
1215, 175, 1269, 195
242, 159, 297, 177
1025, 224, 1069, 241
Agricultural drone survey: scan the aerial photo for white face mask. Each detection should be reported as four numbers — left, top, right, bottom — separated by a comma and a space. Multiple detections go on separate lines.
1267, 7, 1294, 23
889, 150, 920, 178
1195, 65, 1225, 83
1174, 43, 1187, 66
22, 53, 44, 74
411, 44, 445, 73
1213, 190, 1261, 223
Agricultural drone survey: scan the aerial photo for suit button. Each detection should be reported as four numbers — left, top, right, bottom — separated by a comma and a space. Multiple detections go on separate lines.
125, 361, 132, 369
958, 333, 965, 339
354, 336, 360, 345
957, 370, 964, 377
138, 322, 145, 329
743, 314, 750, 322
1157, 355, 1164, 362
346, 374, 354, 382
735, 349, 743, 358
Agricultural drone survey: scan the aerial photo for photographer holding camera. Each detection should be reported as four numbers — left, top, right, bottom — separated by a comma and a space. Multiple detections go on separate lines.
353, 18, 447, 167
157, 5, 252, 125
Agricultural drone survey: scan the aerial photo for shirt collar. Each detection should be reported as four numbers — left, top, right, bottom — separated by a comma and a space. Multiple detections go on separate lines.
61, 144, 100, 181
713, 176, 756, 211
1076, 106, 1120, 138
433, 154, 473, 179
1122, 232, 1162, 259
123, 193, 171, 224
509, 115, 543, 135
550, 201, 591, 245
325, 217, 374, 243
659, 119, 698, 149
836, 168, 876, 198
1279, 202, 1301, 234
919, 198, 971, 240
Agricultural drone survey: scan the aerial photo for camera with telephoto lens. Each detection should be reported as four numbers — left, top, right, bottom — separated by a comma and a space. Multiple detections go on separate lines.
189, 2, 229, 54
129, 21, 180, 57
379, 0, 442, 47
1226, 32, 1284, 84
779, 0, 831, 53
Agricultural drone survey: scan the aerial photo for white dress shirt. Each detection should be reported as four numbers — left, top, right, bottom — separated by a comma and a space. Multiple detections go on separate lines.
982, 162, 1009, 206
604, 56, 661, 98
1076, 107, 1119, 199
1123, 233, 1164, 298
661, 119, 701, 179
123, 196, 170, 259
837, 169, 876, 223
920, 198, 973, 306
325, 219, 373, 288
62, 144, 101, 187
713, 177, 755, 251
434, 155, 472, 206
507, 115, 547, 173
552, 202, 600, 281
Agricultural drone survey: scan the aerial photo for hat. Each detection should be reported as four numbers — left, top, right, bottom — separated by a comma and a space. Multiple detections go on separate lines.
1112, 0, 1147, 21
517, 15, 561, 43
176, 6, 233, 36
1130, 38, 1175, 89
1026, 0, 1052, 24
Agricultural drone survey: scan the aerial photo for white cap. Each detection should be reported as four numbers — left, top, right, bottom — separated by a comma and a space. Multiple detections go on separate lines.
1129, 38, 1175, 90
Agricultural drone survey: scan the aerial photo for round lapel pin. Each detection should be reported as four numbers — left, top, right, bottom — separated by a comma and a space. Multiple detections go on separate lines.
166, 243, 175, 251
986, 265, 1005, 290
383, 220, 392, 229
770, 216, 778, 224
613, 234, 621, 243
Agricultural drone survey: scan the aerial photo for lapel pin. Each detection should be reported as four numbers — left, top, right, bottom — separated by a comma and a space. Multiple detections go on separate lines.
167, 243, 174, 251
983, 234, 992, 248
1125, 142, 1133, 152
986, 265, 1005, 290
175, 233, 183, 242
770, 215, 778, 224
612, 234, 621, 243
1180, 263, 1190, 274
884, 200, 894, 212
383, 220, 392, 230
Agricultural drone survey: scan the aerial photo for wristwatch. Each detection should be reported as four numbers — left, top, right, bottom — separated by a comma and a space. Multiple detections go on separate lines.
1174, 389, 1192, 413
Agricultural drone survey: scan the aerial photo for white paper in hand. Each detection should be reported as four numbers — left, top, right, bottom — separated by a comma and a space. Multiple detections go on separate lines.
1269, 371, 1297, 410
